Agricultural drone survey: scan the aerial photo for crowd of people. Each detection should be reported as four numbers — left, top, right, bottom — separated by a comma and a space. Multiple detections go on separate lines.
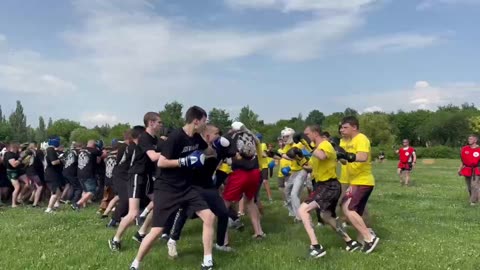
1, 105, 479, 270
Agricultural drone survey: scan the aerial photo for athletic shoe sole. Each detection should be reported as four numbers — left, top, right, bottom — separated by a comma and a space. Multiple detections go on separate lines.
364, 237, 380, 254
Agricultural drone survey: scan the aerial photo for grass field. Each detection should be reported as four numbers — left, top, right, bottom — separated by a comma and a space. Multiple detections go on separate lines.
1, 159, 480, 270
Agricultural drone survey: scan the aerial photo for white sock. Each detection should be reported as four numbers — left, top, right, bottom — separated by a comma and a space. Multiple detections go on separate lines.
203, 254, 213, 266
113, 236, 120, 242
131, 259, 140, 269
168, 239, 176, 245
140, 208, 149, 218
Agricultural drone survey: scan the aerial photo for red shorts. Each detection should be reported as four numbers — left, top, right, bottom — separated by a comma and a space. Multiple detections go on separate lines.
223, 169, 261, 202
461, 167, 480, 177
342, 185, 373, 216
398, 162, 412, 171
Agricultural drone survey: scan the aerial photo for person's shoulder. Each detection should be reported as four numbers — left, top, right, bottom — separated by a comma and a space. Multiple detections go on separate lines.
355, 133, 370, 143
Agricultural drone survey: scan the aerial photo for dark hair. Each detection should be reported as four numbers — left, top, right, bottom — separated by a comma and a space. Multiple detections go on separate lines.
341, 116, 359, 129
469, 134, 478, 139
143, 112, 160, 126
131, 125, 146, 139
185, 106, 207, 124
321, 131, 331, 138
123, 129, 132, 141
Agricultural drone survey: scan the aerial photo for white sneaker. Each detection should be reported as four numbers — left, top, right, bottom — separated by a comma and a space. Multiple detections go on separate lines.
167, 240, 178, 258
214, 244, 234, 252
45, 208, 54, 213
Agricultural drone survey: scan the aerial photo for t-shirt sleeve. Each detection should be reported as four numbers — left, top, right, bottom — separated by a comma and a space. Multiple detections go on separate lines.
196, 134, 208, 151
355, 136, 370, 153
116, 144, 127, 161
138, 134, 156, 154
47, 148, 58, 162
156, 138, 166, 153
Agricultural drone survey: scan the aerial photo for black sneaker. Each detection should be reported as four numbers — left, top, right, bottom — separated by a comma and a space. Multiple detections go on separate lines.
345, 240, 362, 252
106, 219, 118, 228
100, 214, 109, 219
130, 267, 138, 270
308, 245, 326, 258
108, 238, 121, 251
201, 263, 214, 270
362, 236, 380, 254
71, 203, 79, 211
136, 216, 146, 227
132, 232, 145, 243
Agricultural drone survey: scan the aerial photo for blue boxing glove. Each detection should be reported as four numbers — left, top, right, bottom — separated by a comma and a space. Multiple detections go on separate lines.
301, 148, 312, 158
212, 136, 230, 150
281, 166, 291, 176
178, 150, 205, 168
268, 160, 275, 169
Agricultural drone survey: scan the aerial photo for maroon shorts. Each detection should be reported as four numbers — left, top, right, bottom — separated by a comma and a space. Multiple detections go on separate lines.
342, 185, 374, 216
223, 169, 261, 202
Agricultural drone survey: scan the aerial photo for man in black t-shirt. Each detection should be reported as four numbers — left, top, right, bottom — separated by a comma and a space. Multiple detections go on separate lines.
25, 142, 45, 207
75, 140, 102, 208
3, 143, 24, 208
44, 137, 64, 213
128, 106, 216, 270
109, 112, 161, 249
64, 142, 82, 210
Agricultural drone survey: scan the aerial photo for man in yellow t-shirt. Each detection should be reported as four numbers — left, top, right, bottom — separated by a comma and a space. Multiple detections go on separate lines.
297, 125, 362, 258
338, 116, 379, 254
257, 134, 273, 201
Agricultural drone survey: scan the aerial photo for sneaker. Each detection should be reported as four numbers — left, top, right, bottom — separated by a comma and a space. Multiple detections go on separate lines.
132, 232, 145, 244
71, 203, 79, 211
167, 240, 178, 258
228, 218, 244, 231
136, 216, 146, 227
345, 240, 362, 252
201, 263, 214, 270
252, 233, 267, 240
362, 236, 380, 254
108, 238, 121, 251
106, 219, 118, 228
45, 208, 54, 214
214, 244, 234, 252
130, 267, 138, 270
100, 214, 109, 219
96, 208, 104, 215
160, 234, 170, 241
308, 245, 327, 258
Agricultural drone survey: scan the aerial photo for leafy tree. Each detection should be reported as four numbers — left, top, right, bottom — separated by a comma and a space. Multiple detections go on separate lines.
470, 116, 480, 134
160, 101, 184, 129
35, 116, 47, 142
359, 113, 395, 146
107, 123, 131, 144
0, 121, 13, 141
305, 110, 325, 126
208, 108, 232, 132
237, 105, 261, 130
47, 117, 53, 130
94, 124, 111, 138
70, 128, 102, 144
8, 100, 28, 142
323, 112, 344, 128
344, 107, 358, 117
47, 119, 83, 140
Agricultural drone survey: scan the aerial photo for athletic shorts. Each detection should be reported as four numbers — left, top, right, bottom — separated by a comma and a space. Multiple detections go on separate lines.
152, 187, 209, 228
342, 185, 374, 216
46, 180, 63, 193
269, 167, 274, 178
214, 170, 229, 189
128, 173, 148, 199
398, 162, 412, 171
80, 178, 97, 193
223, 169, 262, 202
6, 170, 19, 182
18, 174, 32, 185
261, 168, 269, 180
305, 179, 341, 216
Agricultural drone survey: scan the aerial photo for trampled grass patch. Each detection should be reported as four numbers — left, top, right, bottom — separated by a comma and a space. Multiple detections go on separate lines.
1, 159, 479, 270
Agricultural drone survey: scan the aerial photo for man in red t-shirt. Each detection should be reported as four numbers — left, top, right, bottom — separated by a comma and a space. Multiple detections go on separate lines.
457, 134, 480, 205
395, 139, 416, 186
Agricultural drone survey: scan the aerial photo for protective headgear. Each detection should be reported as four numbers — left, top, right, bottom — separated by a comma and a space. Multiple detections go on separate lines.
111, 138, 119, 147
48, 137, 61, 148
256, 133, 263, 141
231, 121, 245, 132
95, 140, 104, 151
280, 127, 295, 144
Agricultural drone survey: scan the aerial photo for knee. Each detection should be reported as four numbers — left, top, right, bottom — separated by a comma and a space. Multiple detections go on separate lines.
204, 211, 215, 227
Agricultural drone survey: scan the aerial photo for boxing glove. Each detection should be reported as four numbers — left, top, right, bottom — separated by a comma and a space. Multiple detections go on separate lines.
336, 148, 356, 162
268, 160, 276, 169
301, 148, 312, 158
281, 166, 291, 176
212, 136, 230, 149
286, 147, 304, 160
178, 150, 205, 168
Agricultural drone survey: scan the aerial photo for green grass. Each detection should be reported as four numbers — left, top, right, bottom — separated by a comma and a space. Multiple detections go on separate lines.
1, 159, 480, 270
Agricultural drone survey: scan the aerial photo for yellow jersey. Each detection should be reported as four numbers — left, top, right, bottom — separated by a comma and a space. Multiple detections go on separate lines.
218, 162, 232, 174
281, 142, 305, 172
338, 138, 349, 184
277, 147, 291, 177
344, 133, 375, 186
259, 143, 269, 169
310, 140, 337, 182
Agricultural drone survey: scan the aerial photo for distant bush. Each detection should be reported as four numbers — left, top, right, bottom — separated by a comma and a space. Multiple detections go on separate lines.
372, 145, 460, 160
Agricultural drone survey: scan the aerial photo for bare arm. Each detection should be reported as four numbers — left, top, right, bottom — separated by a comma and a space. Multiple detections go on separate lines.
312, 149, 327, 160
147, 150, 161, 162
157, 154, 180, 168
8, 159, 21, 168
355, 152, 368, 162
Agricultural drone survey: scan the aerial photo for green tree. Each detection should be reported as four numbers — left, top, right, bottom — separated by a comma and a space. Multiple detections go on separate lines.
390, 110, 432, 146
359, 113, 395, 146
305, 110, 325, 126
417, 110, 473, 147
344, 107, 358, 117
94, 124, 111, 138
8, 100, 28, 142
470, 116, 480, 134
0, 121, 13, 141
237, 106, 261, 130
107, 123, 131, 144
160, 101, 184, 129
47, 119, 83, 140
47, 117, 53, 130
208, 108, 232, 132
0, 105, 4, 123
323, 112, 344, 128
70, 128, 102, 144
35, 116, 47, 142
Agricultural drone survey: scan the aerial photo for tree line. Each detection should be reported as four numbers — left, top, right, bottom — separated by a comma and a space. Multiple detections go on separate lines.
1, 100, 479, 151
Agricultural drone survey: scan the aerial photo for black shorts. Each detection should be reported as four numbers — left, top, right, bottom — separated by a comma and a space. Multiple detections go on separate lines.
342, 185, 374, 216
261, 168, 269, 180
215, 170, 229, 189
152, 187, 209, 228
128, 173, 148, 199
305, 179, 341, 217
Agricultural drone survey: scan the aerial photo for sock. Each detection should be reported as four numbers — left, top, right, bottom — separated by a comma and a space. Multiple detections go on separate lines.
140, 208, 149, 218
131, 259, 140, 269
113, 236, 120, 242
312, 244, 320, 249
168, 239, 176, 245
203, 254, 213, 266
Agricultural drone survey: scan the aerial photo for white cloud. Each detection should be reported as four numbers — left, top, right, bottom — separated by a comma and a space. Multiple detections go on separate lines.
337, 81, 480, 112
363, 105, 384, 112
417, 0, 480, 10
225, 0, 379, 12
352, 33, 440, 53
81, 113, 119, 127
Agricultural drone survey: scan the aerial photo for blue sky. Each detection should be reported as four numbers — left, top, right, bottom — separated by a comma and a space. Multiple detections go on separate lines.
0, 0, 479, 127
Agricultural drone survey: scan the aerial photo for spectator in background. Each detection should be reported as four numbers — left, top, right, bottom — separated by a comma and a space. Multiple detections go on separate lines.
458, 134, 480, 206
